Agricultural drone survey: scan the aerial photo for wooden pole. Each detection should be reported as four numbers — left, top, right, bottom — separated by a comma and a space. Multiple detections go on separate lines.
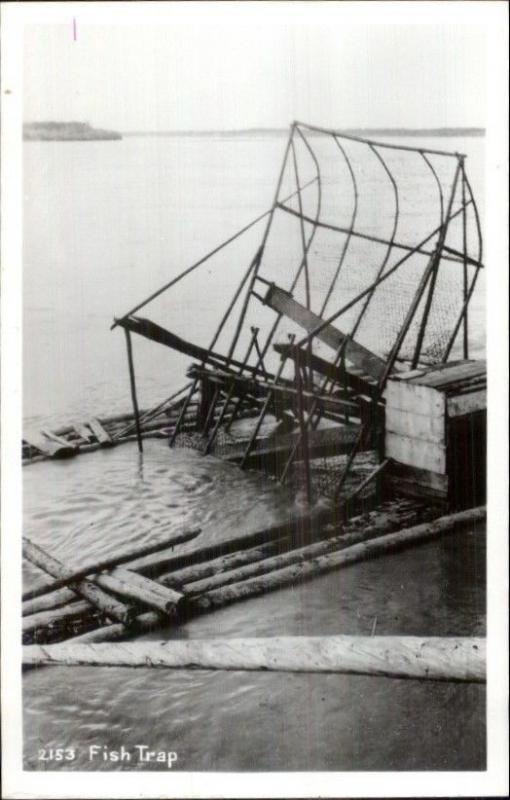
240, 335, 295, 469
294, 346, 313, 505
23, 635, 486, 682
124, 328, 143, 452
461, 159, 469, 359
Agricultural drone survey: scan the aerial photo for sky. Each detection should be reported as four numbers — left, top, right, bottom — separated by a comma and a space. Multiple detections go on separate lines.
23, 6, 487, 132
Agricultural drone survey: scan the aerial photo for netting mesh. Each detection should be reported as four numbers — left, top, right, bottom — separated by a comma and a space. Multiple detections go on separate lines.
227, 124, 482, 374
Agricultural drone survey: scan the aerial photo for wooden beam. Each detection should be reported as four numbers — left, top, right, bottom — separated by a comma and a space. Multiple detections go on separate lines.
273, 342, 378, 398
87, 417, 113, 447
116, 315, 271, 379
263, 283, 386, 381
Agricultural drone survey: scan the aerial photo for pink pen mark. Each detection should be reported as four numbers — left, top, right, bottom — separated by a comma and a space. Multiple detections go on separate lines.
72, 18, 77, 41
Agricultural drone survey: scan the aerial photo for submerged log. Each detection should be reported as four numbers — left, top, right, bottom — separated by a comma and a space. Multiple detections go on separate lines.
23, 527, 201, 602
192, 506, 485, 612
160, 538, 289, 589
22, 600, 91, 636
61, 505, 484, 646
130, 505, 334, 577
23, 539, 132, 625
23, 636, 486, 682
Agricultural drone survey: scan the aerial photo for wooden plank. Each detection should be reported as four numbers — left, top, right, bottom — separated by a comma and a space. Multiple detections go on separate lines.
442, 376, 487, 396
73, 422, 95, 442
384, 380, 445, 417
385, 475, 448, 502
410, 360, 486, 389
385, 407, 445, 444
40, 428, 78, 448
117, 315, 272, 380
385, 431, 446, 473
388, 460, 449, 493
273, 342, 379, 397
447, 390, 486, 418
87, 417, 113, 446
23, 430, 77, 459
264, 284, 386, 381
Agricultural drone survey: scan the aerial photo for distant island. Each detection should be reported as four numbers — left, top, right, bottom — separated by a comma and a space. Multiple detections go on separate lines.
23, 122, 122, 141
122, 126, 485, 138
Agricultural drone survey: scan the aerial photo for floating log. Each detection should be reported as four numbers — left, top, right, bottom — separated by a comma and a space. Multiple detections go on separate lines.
23, 600, 91, 636
23, 527, 201, 602
94, 568, 184, 615
182, 521, 408, 596
23, 500, 430, 620
23, 635, 486, 682
23, 585, 78, 617
23, 539, 132, 624
192, 506, 485, 612
68, 611, 161, 644
60, 503, 474, 646
87, 417, 113, 446
129, 506, 332, 577
160, 538, 289, 590
23, 501, 430, 625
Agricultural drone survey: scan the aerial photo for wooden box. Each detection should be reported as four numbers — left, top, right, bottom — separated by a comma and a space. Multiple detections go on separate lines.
383, 360, 486, 509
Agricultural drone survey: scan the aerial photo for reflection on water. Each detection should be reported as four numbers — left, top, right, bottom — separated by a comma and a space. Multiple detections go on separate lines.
24, 441, 485, 772
23, 134, 486, 771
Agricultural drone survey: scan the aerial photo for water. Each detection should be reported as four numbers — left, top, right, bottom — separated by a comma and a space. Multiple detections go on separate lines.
23, 133, 486, 771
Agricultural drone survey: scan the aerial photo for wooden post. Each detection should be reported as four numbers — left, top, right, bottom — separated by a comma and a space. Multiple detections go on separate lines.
204, 326, 259, 453
240, 335, 295, 469
294, 346, 313, 505
124, 328, 143, 453
461, 160, 469, 359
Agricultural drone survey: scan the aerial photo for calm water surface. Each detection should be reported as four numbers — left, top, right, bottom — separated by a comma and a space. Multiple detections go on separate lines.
23, 133, 486, 771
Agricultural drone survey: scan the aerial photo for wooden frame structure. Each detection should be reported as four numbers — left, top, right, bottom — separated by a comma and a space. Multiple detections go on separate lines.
107, 123, 484, 509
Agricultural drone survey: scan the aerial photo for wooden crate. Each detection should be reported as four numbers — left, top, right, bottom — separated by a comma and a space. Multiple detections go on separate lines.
383, 360, 486, 508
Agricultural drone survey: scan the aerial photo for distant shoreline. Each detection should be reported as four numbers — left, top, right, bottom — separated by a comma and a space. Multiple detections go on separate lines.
24, 122, 122, 141
121, 126, 485, 138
